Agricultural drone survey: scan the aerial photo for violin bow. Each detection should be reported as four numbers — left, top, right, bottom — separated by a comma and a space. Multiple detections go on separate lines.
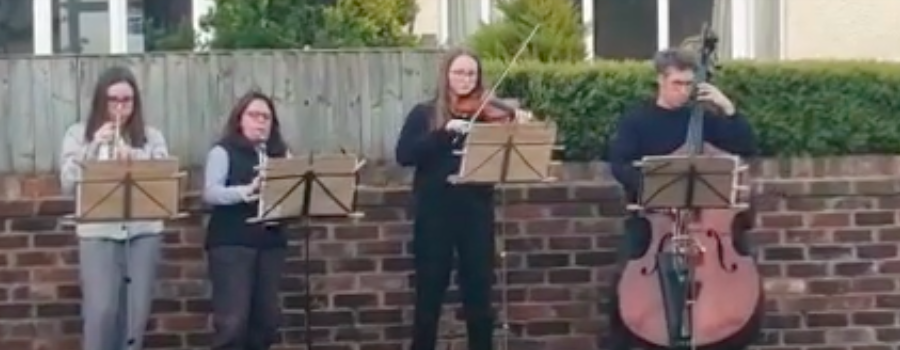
453, 24, 542, 143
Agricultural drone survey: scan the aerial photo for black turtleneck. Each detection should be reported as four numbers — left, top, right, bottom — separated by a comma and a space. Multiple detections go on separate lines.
394, 102, 493, 208
608, 102, 758, 202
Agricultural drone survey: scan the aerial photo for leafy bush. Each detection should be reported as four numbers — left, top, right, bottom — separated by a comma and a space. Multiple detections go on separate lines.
321, 0, 420, 47
468, 0, 586, 62
482, 60, 900, 160
145, 20, 196, 51
201, 0, 419, 49
202, 0, 328, 49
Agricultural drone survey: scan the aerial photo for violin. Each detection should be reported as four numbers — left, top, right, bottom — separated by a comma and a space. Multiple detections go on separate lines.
450, 90, 518, 123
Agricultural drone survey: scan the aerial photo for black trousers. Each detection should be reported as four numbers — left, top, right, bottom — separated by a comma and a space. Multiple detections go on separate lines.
411, 189, 495, 350
605, 215, 754, 350
208, 246, 287, 350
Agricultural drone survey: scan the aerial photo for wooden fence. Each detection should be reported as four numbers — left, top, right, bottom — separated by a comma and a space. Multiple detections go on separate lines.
0, 49, 445, 174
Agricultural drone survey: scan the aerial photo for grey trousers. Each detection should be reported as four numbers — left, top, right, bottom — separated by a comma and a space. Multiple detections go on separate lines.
79, 235, 162, 350
208, 246, 287, 350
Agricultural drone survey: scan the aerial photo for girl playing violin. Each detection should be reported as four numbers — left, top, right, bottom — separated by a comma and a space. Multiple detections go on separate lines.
395, 48, 532, 350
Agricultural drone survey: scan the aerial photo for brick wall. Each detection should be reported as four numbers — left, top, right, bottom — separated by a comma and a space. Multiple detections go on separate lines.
2, 157, 900, 350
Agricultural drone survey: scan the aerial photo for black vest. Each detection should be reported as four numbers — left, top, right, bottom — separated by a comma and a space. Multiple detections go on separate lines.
205, 139, 287, 249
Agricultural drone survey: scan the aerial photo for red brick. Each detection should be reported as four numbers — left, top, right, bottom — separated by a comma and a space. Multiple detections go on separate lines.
835, 229, 875, 242
334, 225, 380, 240
852, 311, 896, 326
526, 186, 569, 202
356, 241, 404, 256
524, 320, 570, 336
760, 213, 804, 228
500, 205, 546, 219
808, 212, 851, 227
784, 229, 828, 244
0, 235, 30, 249
32, 233, 74, 248
547, 203, 594, 217
507, 304, 553, 320
546, 236, 591, 251
858, 244, 899, 259
158, 314, 208, 331
14, 251, 60, 267
0, 304, 33, 319
782, 329, 825, 344
0, 200, 37, 217
522, 219, 568, 235
331, 259, 377, 273
855, 211, 897, 226
805, 312, 848, 328
852, 278, 896, 293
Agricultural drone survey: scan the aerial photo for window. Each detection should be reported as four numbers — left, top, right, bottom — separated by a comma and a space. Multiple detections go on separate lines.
593, 0, 657, 59
52, 0, 110, 54
143, 0, 192, 51
592, 0, 716, 59
669, 0, 714, 48
447, 0, 486, 45
0, 0, 34, 55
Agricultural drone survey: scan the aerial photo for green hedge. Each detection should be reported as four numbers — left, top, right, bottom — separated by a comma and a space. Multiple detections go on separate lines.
484, 60, 900, 160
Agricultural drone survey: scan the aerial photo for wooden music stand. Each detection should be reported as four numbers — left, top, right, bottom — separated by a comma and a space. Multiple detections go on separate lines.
248, 153, 365, 350
65, 159, 187, 223
448, 122, 559, 184
248, 154, 365, 222
629, 154, 749, 211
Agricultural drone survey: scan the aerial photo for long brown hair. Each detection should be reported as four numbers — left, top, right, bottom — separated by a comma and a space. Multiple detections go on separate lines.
218, 90, 288, 156
83, 66, 147, 147
431, 47, 486, 131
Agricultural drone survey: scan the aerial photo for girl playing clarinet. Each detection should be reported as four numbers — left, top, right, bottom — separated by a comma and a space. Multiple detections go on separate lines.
202, 90, 290, 350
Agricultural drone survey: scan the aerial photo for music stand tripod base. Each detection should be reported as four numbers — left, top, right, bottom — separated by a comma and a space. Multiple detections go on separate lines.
447, 122, 560, 350
247, 154, 363, 350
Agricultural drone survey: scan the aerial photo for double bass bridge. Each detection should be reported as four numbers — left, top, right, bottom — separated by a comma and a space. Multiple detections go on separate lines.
665, 234, 705, 295
667, 209, 708, 268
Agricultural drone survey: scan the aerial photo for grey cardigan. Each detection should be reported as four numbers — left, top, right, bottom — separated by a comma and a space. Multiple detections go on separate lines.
59, 122, 170, 240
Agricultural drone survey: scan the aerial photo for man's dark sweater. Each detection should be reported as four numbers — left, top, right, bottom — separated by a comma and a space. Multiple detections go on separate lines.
608, 101, 758, 203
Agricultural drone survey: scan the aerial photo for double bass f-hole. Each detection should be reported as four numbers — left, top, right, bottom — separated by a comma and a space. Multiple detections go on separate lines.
641, 209, 743, 277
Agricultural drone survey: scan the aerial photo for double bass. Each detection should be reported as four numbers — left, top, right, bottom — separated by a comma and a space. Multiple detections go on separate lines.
615, 25, 764, 350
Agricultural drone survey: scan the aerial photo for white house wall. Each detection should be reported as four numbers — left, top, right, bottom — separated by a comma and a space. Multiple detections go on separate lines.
782, 0, 900, 60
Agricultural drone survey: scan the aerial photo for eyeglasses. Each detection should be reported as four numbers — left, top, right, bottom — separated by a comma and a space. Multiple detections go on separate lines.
107, 95, 134, 104
450, 69, 478, 78
244, 111, 272, 121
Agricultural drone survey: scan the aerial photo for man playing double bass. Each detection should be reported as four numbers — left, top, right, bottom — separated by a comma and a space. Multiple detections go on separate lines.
605, 48, 761, 350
